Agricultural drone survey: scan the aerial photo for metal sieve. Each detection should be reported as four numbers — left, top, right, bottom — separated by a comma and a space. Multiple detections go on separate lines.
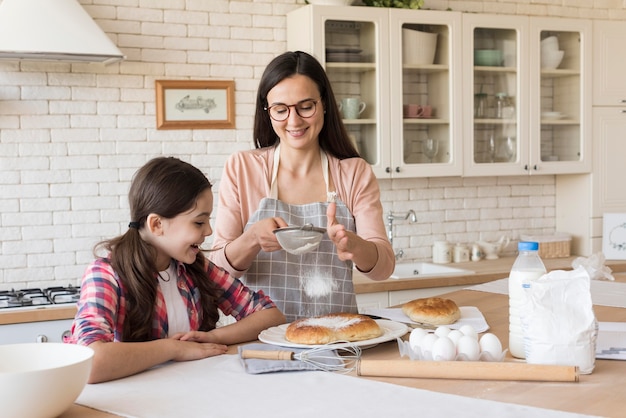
273, 224, 326, 255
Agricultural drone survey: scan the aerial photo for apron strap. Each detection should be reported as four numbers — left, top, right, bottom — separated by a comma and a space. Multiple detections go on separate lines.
270, 144, 330, 199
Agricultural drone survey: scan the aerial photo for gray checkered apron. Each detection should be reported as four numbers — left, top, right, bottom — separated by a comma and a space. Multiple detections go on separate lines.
242, 147, 357, 322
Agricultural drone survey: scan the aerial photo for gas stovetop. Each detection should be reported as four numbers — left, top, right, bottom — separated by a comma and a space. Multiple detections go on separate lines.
0, 286, 80, 310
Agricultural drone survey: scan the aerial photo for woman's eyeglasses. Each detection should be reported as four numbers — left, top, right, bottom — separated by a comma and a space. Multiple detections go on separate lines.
265, 99, 319, 122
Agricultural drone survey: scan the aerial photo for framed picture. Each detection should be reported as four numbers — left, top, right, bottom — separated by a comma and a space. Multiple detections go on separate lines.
602, 213, 626, 260
155, 80, 235, 129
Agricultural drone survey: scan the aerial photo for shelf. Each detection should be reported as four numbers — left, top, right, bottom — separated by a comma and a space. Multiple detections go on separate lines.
325, 62, 376, 72
342, 118, 376, 125
541, 68, 580, 77
540, 118, 579, 124
403, 118, 449, 124
402, 64, 449, 73
474, 65, 517, 73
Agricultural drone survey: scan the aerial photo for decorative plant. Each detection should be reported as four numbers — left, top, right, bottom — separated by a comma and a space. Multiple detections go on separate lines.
361, 0, 424, 9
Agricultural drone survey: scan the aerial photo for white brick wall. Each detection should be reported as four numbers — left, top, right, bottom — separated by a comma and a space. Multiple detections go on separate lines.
0, 0, 624, 289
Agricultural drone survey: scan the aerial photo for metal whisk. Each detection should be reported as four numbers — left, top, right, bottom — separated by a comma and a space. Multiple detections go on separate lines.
241, 341, 362, 373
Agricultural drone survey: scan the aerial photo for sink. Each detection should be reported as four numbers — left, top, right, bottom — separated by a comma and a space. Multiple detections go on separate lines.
390, 262, 474, 279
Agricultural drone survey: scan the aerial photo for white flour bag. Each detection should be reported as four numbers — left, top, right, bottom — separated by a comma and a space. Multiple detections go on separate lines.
520, 266, 598, 374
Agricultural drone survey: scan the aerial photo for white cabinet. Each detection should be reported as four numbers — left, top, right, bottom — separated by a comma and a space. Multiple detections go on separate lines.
556, 19, 626, 256
593, 20, 626, 106
287, 5, 463, 178
287, 6, 592, 179
463, 14, 592, 177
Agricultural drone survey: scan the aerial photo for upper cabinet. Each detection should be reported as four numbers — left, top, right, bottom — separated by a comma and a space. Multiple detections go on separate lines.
462, 14, 592, 176
287, 6, 463, 178
287, 6, 591, 179
593, 20, 626, 106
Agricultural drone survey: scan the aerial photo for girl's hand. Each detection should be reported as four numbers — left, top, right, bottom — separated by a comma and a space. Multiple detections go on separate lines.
170, 332, 228, 361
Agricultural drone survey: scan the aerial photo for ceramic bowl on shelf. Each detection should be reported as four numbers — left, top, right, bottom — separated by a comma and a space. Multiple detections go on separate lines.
540, 35, 560, 53
541, 50, 564, 69
474, 49, 503, 66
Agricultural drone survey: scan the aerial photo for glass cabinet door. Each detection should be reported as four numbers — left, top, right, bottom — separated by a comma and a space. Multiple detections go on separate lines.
463, 14, 529, 176
287, 6, 389, 176
530, 18, 591, 174
324, 17, 383, 171
389, 9, 462, 178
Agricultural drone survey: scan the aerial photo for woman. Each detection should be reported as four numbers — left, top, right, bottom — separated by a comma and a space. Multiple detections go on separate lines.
69, 157, 285, 383
210, 51, 394, 322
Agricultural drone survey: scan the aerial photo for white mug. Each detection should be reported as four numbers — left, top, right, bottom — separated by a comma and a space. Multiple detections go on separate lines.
339, 98, 366, 119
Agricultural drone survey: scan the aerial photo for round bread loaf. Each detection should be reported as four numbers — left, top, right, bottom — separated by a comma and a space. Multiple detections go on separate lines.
402, 297, 461, 325
285, 312, 383, 345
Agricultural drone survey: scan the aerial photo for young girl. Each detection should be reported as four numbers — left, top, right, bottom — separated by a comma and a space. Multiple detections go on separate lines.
69, 157, 285, 383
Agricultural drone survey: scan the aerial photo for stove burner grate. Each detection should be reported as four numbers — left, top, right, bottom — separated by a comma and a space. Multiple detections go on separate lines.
0, 285, 80, 309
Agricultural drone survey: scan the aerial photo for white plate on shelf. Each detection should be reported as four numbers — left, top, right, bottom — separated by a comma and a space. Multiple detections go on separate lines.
542, 111, 564, 120
258, 319, 409, 349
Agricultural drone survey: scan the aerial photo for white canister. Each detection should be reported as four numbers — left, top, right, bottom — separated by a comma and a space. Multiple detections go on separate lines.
432, 241, 452, 264
453, 244, 470, 263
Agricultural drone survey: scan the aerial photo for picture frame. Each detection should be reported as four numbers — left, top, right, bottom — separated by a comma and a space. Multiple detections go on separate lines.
602, 213, 626, 260
155, 80, 235, 130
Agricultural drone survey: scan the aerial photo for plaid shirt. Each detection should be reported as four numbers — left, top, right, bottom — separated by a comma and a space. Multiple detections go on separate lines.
69, 257, 276, 345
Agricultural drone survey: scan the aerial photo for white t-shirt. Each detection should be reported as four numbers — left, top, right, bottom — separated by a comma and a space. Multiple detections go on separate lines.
159, 262, 191, 337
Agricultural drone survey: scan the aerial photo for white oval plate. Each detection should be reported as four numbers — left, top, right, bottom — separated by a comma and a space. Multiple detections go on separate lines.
258, 319, 409, 350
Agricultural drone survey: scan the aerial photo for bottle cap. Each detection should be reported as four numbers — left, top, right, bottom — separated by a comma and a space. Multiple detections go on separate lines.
518, 241, 539, 251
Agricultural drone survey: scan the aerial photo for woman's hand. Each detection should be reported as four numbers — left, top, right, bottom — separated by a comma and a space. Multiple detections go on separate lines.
247, 216, 288, 252
326, 202, 377, 272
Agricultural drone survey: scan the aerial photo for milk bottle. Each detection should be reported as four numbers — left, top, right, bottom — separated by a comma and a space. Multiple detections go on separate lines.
508, 241, 546, 359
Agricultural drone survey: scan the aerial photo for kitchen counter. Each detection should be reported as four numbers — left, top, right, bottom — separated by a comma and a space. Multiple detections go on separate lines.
353, 256, 626, 294
65, 273, 626, 417
3, 256, 626, 325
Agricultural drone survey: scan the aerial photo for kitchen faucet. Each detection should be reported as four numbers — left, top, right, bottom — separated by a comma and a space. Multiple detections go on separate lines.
387, 210, 417, 259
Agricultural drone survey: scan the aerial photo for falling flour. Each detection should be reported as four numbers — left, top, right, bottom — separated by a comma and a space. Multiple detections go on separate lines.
301, 272, 337, 298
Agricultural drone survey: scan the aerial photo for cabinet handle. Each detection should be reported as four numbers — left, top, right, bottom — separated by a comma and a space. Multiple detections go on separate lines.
621, 99, 626, 103
385, 167, 391, 173
395, 167, 400, 173
533, 165, 538, 171
524, 164, 529, 171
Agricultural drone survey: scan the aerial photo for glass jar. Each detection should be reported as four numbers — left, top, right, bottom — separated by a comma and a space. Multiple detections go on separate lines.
474, 93, 487, 118
495, 92, 507, 119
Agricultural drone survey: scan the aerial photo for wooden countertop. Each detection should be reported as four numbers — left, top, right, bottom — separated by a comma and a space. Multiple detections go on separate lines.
353, 256, 626, 294
65, 273, 626, 417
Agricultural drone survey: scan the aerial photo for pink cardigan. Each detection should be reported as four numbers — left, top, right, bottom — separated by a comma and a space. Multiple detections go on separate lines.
210, 146, 394, 281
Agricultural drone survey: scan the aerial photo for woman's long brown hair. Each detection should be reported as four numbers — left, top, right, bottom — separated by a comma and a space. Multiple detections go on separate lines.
95, 157, 221, 341
253, 51, 361, 160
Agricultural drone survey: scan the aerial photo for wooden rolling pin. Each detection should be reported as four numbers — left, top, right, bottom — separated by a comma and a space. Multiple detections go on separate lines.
358, 360, 579, 382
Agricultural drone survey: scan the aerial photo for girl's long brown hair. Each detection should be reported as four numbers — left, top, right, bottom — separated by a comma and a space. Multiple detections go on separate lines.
95, 157, 221, 341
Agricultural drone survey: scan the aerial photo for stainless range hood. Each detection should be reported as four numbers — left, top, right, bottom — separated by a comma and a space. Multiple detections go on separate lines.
0, 0, 125, 65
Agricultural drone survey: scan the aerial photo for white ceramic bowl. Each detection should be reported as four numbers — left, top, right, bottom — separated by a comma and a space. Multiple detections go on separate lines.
306, 0, 354, 5
541, 50, 564, 69
540, 36, 559, 53
0, 343, 94, 418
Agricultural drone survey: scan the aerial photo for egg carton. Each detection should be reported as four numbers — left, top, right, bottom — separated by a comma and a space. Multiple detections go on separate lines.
396, 338, 507, 362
